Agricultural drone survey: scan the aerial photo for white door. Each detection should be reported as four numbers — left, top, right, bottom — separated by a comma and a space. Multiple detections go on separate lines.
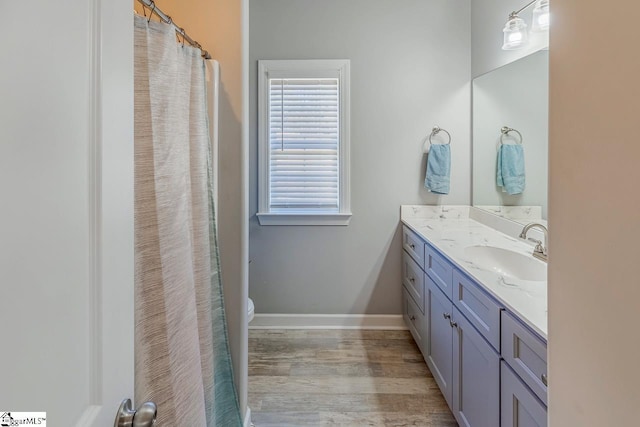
0, 1, 136, 425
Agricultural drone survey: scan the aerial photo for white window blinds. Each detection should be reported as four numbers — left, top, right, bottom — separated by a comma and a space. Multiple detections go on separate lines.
268, 78, 340, 212
258, 59, 351, 226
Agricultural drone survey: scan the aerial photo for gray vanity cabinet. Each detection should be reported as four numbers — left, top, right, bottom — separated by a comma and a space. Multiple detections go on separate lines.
401, 225, 548, 427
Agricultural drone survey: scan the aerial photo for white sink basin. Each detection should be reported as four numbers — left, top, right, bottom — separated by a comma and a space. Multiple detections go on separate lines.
463, 245, 547, 282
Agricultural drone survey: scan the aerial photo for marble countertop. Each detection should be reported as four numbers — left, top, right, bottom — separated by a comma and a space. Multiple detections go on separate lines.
401, 206, 548, 339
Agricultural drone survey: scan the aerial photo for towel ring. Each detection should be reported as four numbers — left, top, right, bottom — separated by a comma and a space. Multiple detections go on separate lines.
500, 126, 523, 145
429, 126, 451, 146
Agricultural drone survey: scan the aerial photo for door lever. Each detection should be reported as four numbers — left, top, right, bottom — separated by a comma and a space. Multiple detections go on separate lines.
114, 398, 157, 427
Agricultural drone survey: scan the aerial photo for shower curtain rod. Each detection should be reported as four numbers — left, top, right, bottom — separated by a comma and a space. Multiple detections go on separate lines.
137, 0, 212, 59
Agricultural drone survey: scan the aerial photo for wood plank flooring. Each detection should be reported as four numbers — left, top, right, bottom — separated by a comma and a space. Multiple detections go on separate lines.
249, 329, 457, 427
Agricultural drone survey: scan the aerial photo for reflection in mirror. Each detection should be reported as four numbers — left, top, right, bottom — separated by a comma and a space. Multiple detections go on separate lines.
472, 50, 549, 225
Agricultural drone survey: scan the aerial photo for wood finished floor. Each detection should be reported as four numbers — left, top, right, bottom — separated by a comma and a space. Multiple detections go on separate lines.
249, 329, 457, 427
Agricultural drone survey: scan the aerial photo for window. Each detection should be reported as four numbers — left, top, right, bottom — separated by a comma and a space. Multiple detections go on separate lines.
257, 60, 351, 226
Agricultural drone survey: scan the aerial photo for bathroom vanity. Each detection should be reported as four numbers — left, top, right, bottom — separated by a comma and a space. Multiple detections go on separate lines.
401, 205, 548, 427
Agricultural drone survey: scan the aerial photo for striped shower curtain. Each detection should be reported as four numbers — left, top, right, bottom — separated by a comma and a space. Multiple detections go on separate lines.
133, 15, 242, 427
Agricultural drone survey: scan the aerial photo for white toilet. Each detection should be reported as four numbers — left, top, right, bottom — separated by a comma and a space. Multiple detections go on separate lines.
247, 298, 255, 323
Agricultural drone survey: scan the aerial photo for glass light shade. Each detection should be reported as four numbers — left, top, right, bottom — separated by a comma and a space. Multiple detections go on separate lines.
531, 0, 550, 32
502, 15, 529, 50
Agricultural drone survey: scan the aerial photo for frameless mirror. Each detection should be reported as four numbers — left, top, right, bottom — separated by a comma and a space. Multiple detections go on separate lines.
472, 50, 549, 225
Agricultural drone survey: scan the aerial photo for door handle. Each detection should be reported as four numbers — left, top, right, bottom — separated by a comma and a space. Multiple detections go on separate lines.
114, 398, 157, 427
541, 373, 548, 386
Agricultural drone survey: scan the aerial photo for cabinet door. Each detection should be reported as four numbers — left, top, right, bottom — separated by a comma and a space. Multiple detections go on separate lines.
452, 307, 500, 427
425, 277, 453, 407
501, 361, 547, 427
403, 288, 425, 353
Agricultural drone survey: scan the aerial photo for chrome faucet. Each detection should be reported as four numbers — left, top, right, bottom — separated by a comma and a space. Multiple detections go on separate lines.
519, 222, 548, 262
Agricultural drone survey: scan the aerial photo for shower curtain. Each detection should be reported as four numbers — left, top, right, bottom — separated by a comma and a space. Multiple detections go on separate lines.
133, 16, 242, 427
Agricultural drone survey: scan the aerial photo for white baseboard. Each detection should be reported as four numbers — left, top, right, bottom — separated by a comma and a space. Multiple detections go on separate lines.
249, 314, 407, 330
244, 406, 252, 427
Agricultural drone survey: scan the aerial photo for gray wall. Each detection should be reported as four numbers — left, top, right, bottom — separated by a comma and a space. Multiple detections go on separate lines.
249, 0, 471, 314
473, 51, 549, 218
471, 0, 548, 77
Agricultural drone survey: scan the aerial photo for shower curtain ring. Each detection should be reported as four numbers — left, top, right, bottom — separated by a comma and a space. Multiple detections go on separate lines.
148, 1, 156, 23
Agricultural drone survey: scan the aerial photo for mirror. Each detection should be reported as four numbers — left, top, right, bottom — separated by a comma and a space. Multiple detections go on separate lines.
472, 50, 549, 225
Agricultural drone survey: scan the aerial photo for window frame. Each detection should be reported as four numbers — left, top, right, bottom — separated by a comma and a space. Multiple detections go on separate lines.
257, 59, 351, 226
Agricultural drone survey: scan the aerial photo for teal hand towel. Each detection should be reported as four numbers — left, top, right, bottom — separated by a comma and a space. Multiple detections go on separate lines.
497, 144, 525, 195
425, 144, 451, 195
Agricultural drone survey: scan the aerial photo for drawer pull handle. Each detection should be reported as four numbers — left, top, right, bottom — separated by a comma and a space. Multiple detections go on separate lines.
409, 277, 415, 283
443, 312, 451, 320
410, 315, 416, 321
409, 244, 416, 249
541, 374, 548, 386
449, 318, 458, 328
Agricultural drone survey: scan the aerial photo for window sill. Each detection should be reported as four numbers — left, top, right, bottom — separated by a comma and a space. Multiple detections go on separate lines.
256, 212, 352, 226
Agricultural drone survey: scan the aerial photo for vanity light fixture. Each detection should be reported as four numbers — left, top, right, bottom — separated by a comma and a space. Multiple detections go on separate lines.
502, 13, 529, 50
502, 0, 550, 50
531, 0, 550, 32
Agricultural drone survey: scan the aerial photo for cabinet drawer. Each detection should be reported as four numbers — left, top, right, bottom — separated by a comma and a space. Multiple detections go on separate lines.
403, 226, 425, 268
425, 243, 453, 299
402, 251, 425, 313
453, 269, 502, 351
502, 311, 548, 405
501, 361, 547, 427
403, 288, 425, 352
